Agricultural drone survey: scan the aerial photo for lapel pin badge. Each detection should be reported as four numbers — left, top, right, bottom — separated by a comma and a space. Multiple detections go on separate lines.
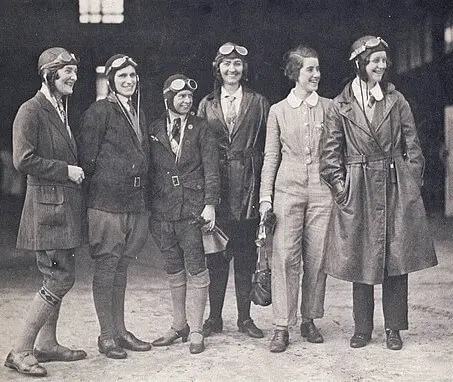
188, 124, 193, 130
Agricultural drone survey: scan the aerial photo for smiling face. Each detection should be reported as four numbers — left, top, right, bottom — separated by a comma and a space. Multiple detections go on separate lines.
173, 89, 193, 115
365, 51, 387, 86
53, 65, 78, 97
295, 57, 320, 94
113, 65, 137, 97
219, 58, 244, 87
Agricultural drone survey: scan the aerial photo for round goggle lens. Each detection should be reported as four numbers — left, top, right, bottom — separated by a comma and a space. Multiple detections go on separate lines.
106, 56, 138, 75
218, 44, 248, 56
164, 78, 198, 94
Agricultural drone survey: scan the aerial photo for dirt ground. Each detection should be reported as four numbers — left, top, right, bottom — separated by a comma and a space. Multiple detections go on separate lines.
0, 204, 452, 381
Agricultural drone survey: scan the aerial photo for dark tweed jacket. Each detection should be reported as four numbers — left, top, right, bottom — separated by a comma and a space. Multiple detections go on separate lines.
13, 91, 84, 251
77, 94, 149, 213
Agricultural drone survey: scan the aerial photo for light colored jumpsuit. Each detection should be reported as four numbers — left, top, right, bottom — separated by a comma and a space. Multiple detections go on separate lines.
260, 90, 333, 327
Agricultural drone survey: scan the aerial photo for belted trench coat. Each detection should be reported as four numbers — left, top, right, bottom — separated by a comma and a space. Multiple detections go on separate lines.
319, 82, 437, 285
197, 87, 269, 222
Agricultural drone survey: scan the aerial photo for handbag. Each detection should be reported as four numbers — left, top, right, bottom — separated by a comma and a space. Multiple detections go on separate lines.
249, 218, 273, 306
202, 225, 229, 254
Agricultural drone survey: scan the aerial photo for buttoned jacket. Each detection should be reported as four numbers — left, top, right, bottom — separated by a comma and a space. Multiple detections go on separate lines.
77, 94, 149, 213
13, 91, 84, 250
260, 91, 332, 201
147, 112, 220, 221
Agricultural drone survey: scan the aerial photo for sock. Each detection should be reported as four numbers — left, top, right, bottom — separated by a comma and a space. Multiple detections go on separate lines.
112, 257, 131, 338
14, 288, 60, 352
168, 270, 187, 330
188, 269, 210, 333
93, 256, 118, 341
35, 302, 61, 350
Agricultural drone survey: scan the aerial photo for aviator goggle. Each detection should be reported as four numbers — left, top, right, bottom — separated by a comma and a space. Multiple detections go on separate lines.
163, 78, 198, 94
105, 56, 138, 76
40, 52, 79, 71
218, 44, 248, 56
349, 37, 388, 61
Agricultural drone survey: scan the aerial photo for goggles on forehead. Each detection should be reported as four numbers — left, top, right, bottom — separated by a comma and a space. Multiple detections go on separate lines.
105, 56, 138, 76
218, 44, 248, 56
163, 78, 198, 94
40, 52, 79, 71
349, 37, 388, 61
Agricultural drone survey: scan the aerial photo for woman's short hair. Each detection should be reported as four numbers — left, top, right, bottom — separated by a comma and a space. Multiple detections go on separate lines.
283, 46, 318, 82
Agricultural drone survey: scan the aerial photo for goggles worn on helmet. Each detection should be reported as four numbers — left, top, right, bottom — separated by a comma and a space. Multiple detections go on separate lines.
105, 56, 138, 76
218, 44, 248, 56
40, 52, 79, 71
349, 37, 388, 61
163, 78, 198, 94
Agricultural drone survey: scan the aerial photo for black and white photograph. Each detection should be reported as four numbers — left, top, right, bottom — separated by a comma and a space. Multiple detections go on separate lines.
0, 1, 452, 380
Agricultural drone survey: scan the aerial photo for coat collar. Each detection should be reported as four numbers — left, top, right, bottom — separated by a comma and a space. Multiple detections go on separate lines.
206, 86, 255, 138
151, 113, 197, 160
106, 92, 147, 151
336, 81, 398, 134
36, 91, 77, 157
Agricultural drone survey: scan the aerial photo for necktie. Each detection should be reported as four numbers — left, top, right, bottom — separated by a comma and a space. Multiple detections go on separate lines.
56, 101, 72, 139
225, 95, 237, 132
365, 93, 375, 122
367, 93, 376, 108
172, 117, 181, 144
127, 99, 142, 143
127, 99, 136, 116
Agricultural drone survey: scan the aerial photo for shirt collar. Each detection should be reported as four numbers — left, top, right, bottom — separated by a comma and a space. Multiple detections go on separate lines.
286, 89, 319, 108
116, 93, 131, 108
167, 110, 187, 125
352, 77, 384, 105
221, 85, 243, 100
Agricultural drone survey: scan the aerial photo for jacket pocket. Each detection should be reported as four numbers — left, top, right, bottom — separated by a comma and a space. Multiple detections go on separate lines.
183, 178, 205, 191
36, 185, 65, 226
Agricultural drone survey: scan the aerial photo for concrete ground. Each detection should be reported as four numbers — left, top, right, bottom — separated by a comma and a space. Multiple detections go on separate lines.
0, 196, 452, 382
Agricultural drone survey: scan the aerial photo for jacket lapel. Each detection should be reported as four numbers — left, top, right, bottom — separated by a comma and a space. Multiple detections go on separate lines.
178, 114, 196, 163
152, 118, 173, 154
107, 94, 148, 155
38, 93, 77, 158
337, 84, 373, 139
230, 89, 253, 139
373, 91, 398, 133
210, 97, 227, 128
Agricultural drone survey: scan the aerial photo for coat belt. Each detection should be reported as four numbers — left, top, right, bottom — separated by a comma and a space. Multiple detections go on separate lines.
224, 147, 260, 161
345, 150, 402, 165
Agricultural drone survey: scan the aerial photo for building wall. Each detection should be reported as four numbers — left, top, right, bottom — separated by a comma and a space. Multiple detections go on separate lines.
1, 0, 449, 210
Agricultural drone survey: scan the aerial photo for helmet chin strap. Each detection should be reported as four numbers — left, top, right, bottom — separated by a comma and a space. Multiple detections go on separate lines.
108, 80, 140, 133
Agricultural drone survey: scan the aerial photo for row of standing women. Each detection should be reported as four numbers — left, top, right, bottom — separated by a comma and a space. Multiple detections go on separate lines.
5, 36, 437, 377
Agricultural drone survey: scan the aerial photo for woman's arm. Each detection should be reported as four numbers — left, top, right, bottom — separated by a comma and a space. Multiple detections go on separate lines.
319, 101, 347, 201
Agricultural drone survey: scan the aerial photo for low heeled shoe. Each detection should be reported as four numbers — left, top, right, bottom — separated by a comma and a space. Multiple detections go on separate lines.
189, 332, 205, 354
269, 329, 289, 353
98, 338, 127, 359
116, 331, 151, 351
152, 324, 190, 347
238, 319, 264, 338
202, 317, 223, 338
34, 345, 87, 363
4, 350, 47, 377
300, 321, 324, 343
350, 333, 372, 348
386, 330, 403, 350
